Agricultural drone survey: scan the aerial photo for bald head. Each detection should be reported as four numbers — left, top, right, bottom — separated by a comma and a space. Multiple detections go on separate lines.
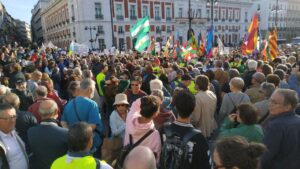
123, 146, 156, 169
39, 100, 58, 119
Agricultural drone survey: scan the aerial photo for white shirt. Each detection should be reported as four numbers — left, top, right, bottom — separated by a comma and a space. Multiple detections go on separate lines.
0, 130, 28, 169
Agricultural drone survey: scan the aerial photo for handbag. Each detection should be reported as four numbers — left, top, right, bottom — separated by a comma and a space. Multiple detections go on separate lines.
101, 136, 123, 165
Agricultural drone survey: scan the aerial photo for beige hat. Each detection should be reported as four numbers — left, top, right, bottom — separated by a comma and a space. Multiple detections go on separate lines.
113, 93, 129, 106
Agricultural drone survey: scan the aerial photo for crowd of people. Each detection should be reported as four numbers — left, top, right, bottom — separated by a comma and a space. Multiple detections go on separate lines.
0, 44, 300, 169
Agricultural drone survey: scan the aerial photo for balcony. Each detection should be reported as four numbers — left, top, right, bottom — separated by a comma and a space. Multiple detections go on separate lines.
207, 18, 210, 21
118, 30, 124, 34
72, 16, 75, 21
167, 29, 171, 33
235, 19, 239, 22
116, 15, 124, 20
222, 18, 225, 22
155, 16, 161, 21
130, 15, 137, 20
214, 18, 218, 22
95, 14, 104, 19
156, 29, 161, 34
166, 17, 172, 21
229, 18, 232, 22
245, 19, 248, 22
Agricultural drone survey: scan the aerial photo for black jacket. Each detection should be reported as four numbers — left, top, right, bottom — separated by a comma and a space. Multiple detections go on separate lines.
261, 111, 300, 169
11, 89, 33, 111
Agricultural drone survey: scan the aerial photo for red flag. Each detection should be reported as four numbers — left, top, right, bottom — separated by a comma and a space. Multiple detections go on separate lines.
244, 13, 259, 55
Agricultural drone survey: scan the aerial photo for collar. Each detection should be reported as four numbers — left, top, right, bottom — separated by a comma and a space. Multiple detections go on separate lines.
0, 130, 16, 138
174, 121, 193, 128
271, 111, 295, 120
67, 151, 92, 158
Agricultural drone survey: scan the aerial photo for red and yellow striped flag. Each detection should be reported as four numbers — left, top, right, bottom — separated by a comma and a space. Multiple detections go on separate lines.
268, 29, 278, 60
244, 13, 259, 55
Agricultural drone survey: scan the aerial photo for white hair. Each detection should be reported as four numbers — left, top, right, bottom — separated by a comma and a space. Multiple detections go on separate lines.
150, 79, 163, 92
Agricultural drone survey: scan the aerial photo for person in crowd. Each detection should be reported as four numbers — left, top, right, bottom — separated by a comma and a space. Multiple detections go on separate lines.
266, 74, 280, 88
61, 78, 103, 157
160, 90, 211, 169
253, 82, 276, 121
1, 93, 37, 153
11, 78, 33, 111
151, 89, 175, 132
51, 122, 112, 169
261, 64, 274, 76
243, 59, 257, 89
180, 74, 197, 95
261, 89, 300, 169
214, 59, 229, 88
274, 69, 289, 89
0, 84, 10, 96
141, 65, 157, 95
170, 69, 184, 94
245, 72, 266, 103
219, 77, 250, 124
125, 76, 147, 105
123, 146, 157, 169
8, 62, 25, 88
124, 95, 161, 160
213, 136, 266, 169
67, 80, 80, 100
219, 103, 264, 143
28, 85, 53, 122
191, 75, 217, 138
150, 78, 171, 97
221, 68, 240, 97
27, 70, 42, 94
28, 100, 68, 169
110, 93, 129, 139
0, 103, 29, 169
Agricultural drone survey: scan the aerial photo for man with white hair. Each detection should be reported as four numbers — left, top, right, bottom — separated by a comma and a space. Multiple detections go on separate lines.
28, 100, 68, 169
243, 59, 257, 89
61, 78, 103, 157
123, 146, 157, 169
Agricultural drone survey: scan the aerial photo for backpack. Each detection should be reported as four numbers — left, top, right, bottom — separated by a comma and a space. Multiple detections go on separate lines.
114, 129, 154, 169
159, 124, 200, 169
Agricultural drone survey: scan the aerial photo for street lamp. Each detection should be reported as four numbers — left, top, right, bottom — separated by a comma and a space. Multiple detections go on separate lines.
207, 0, 218, 47
85, 26, 96, 50
187, 0, 201, 40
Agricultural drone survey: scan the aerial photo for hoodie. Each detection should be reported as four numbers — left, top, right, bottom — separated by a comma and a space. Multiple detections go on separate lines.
124, 99, 161, 160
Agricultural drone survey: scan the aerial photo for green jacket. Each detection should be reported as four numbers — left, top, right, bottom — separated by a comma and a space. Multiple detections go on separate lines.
219, 117, 264, 143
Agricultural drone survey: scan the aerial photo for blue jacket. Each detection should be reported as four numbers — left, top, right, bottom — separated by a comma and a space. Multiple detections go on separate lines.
261, 111, 300, 169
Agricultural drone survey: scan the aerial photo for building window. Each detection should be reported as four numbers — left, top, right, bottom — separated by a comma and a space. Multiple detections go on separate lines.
207, 9, 210, 19
214, 9, 218, 19
116, 4, 123, 19
155, 7, 160, 20
179, 8, 183, 18
98, 26, 104, 34
95, 3, 103, 19
197, 9, 201, 18
229, 11, 232, 20
245, 11, 248, 20
143, 6, 148, 17
99, 39, 105, 50
118, 26, 124, 34
166, 7, 171, 20
130, 5, 136, 19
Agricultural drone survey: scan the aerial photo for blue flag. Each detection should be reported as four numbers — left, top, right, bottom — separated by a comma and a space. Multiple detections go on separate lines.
198, 32, 201, 49
205, 26, 214, 54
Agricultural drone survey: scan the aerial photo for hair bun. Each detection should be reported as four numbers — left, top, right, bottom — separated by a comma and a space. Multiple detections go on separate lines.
247, 143, 266, 158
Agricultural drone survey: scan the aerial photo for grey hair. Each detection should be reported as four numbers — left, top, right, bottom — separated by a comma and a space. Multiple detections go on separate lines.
80, 78, 95, 90
151, 89, 164, 101
82, 70, 93, 79
275, 88, 299, 110
33, 86, 48, 99
73, 67, 82, 77
150, 79, 163, 92
39, 100, 58, 116
2, 93, 20, 109
260, 82, 276, 98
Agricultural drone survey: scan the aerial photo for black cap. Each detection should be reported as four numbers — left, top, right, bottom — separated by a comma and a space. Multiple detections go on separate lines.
16, 78, 26, 84
181, 74, 192, 81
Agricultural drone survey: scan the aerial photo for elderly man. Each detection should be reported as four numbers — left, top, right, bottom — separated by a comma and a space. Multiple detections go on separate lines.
243, 59, 257, 89
123, 146, 156, 169
261, 89, 300, 169
61, 78, 103, 157
51, 122, 112, 169
125, 76, 147, 105
28, 100, 68, 169
245, 72, 265, 103
11, 78, 33, 111
0, 103, 29, 169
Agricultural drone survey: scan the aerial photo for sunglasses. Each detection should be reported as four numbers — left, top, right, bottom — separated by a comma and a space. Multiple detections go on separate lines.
116, 104, 127, 107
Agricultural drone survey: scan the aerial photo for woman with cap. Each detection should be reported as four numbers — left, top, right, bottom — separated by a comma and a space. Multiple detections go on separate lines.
109, 93, 129, 139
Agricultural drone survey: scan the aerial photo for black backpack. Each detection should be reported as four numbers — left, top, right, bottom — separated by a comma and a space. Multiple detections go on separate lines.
114, 129, 154, 169
159, 124, 200, 169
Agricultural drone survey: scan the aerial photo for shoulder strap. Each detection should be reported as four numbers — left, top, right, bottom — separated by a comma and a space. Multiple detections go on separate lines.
227, 93, 236, 107
164, 123, 200, 143
182, 128, 200, 142
94, 158, 101, 169
132, 129, 154, 147
258, 111, 270, 124
72, 98, 81, 121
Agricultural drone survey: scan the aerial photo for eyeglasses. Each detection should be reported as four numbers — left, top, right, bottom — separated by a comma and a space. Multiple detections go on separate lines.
269, 99, 282, 105
116, 104, 127, 107
0, 115, 17, 121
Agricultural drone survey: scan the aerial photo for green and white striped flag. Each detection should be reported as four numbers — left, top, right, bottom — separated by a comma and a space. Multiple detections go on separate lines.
134, 32, 150, 52
130, 16, 150, 37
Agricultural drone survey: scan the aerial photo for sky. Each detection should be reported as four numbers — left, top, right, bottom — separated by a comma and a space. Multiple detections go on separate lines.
1, 0, 38, 24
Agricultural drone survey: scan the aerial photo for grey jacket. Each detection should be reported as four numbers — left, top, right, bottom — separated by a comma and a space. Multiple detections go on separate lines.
0, 131, 29, 169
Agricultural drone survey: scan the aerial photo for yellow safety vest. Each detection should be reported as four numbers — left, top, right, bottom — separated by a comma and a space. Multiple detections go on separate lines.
188, 81, 197, 95
96, 72, 105, 96
51, 155, 99, 169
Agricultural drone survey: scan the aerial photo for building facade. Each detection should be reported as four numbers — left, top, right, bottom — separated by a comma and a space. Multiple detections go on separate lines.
0, 2, 18, 46
31, 0, 50, 45
174, 0, 254, 46
41, 0, 174, 51
15, 19, 32, 46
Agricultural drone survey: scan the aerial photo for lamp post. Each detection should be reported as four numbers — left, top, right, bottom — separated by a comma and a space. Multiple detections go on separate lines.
85, 26, 96, 51
275, 0, 278, 28
187, 0, 201, 40
110, 0, 115, 47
